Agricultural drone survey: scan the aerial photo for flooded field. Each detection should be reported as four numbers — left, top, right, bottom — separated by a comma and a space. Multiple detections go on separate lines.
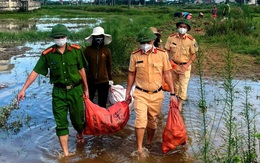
0, 41, 259, 163
0, 16, 260, 163
0, 16, 103, 32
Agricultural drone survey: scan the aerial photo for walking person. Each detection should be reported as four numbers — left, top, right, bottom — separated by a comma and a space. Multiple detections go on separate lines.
222, 2, 230, 20
125, 27, 178, 157
84, 26, 113, 108
17, 24, 89, 157
165, 19, 198, 111
212, 4, 217, 18
150, 27, 162, 48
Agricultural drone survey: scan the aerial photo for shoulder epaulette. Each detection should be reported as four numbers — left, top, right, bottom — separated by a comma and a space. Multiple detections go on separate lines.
70, 44, 81, 50
186, 35, 194, 41
169, 33, 177, 37
156, 47, 166, 52
131, 49, 141, 55
42, 47, 53, 55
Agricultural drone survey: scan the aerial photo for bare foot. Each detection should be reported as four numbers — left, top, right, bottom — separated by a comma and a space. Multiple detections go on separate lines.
138, 148, 149, 158
58, 152, 75, 159
76, 133, 85, 143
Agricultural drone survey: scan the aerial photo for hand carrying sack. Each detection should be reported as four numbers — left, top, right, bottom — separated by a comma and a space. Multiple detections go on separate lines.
162, 102, 188, 153
83, 98, 130, 135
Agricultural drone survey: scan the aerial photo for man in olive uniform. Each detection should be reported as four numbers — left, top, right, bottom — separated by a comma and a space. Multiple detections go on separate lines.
222, 2, 231, 19
125, 27, 178, 157
165, 19, 198, 111
17, 24, 89, 157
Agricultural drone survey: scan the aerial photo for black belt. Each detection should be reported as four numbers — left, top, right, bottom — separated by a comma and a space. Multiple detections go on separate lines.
136, 86, 162, 94
54, 82, 81, 90
173, 60, 187, 65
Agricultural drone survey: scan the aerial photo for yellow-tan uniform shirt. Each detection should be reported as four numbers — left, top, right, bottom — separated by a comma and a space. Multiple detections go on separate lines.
165, 33, 197, 63
129, 47, 172, 129
129, 47, 172, 91
165, 33, 198, 100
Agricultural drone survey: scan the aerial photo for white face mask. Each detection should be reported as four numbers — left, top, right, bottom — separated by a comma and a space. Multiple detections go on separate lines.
178, 28, 187, 35
140, 43, 153, 53
54, 37, 67, 47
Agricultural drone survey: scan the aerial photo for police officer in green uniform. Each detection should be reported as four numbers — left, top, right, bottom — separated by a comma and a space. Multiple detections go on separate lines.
17, 24, 89, 157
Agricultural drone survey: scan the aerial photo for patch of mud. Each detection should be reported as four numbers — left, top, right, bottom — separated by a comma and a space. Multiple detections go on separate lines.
0, 84, 8, 89
0, 45, 31, 60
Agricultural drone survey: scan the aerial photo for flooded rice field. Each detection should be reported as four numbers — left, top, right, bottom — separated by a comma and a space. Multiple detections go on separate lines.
0, 16, 103, 32
0, 41, 259, 163
0, 18, 260, 163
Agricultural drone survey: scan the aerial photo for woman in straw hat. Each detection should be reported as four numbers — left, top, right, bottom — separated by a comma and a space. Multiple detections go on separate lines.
150, 27, 163, 48
84, 26, 113, 108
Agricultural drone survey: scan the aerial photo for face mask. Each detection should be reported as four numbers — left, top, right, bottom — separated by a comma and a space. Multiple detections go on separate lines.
94, 37, 104, 45
178, 28, 187, 34
54, 37, 67, 47
140, 43, 153, 53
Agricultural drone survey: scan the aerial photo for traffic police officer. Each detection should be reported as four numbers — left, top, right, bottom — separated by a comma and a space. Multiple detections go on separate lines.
125, 27, 178, 157
17, 24, 89, 157
165, 19, 198, 111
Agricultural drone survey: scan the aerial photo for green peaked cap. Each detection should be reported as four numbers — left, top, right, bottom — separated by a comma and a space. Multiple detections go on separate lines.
176, 19, 191, 31
50, 24, 70, 38
136, 27, 157, 42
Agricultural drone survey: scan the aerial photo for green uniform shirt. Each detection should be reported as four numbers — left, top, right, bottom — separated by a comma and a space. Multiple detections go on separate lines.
34, 43, 87, 85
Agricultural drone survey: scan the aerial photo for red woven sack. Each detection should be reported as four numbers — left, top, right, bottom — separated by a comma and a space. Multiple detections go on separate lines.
162, 102, 188, 153
83, 98, 130, 135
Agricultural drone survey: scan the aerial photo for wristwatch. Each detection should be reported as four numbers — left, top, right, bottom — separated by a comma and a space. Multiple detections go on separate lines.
170, 93, 176, 96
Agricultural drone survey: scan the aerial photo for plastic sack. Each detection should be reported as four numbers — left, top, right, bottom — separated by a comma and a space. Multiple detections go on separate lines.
162, 60, 177, 92
108, 84, 126, 104
162, 102, 188, 154
83, 98, 130, 135
108, 84, 134, 108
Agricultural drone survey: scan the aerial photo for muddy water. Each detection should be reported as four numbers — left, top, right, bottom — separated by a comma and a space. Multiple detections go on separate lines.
0, 42, 260, 163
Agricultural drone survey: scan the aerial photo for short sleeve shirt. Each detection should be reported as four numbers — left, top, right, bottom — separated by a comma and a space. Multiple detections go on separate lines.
165, 33, 197, 63
129, 47, 172, 91
34, 43, 87, 85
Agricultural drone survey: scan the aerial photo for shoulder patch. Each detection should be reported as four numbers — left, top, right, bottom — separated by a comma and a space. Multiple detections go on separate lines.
131, 49, 141, 55
42, 47, 53, 55
169, 33, 177, 37
70, 44, 81, 50
156, 47, 166, 52
186, 35, 194, 41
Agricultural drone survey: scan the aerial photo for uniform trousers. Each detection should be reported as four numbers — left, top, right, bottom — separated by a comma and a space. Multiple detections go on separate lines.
52, 84, 85, 136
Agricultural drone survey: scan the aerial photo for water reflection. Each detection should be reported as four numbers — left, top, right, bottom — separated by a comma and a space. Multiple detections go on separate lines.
0, 59, 14, 72
0, 21, 37, 32
0, 42, 259, 163
0, 17, 103, 32
36, 17, 103, 32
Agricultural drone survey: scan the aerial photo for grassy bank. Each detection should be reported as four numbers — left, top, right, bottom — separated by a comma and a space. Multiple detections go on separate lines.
0, 5, 259, 74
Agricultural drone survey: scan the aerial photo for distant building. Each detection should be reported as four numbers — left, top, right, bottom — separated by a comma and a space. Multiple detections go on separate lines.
0, 0, 41, 11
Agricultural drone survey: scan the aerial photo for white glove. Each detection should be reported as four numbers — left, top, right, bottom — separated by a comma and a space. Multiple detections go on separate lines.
109, 80, 114, 86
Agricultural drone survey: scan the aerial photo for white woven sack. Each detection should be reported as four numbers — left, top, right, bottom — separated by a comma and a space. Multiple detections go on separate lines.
108, 84, 134, 110
108, 84, 126, 104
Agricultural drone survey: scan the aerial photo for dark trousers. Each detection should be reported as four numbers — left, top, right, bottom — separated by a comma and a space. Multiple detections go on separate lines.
88, 80, 109, 108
